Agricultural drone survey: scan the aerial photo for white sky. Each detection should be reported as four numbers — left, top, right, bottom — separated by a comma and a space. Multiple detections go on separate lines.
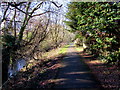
0, 1, 70, 26
0, 8, 2, 17
0, 11, 2, 16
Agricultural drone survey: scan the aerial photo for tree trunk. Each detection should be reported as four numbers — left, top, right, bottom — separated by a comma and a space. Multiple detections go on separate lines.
2, 48, 10, 84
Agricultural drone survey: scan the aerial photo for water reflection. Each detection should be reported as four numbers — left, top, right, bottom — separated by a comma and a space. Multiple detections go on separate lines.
8, 59, 26, 77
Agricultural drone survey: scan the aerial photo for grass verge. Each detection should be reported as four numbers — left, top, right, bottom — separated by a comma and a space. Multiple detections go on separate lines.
75, 46, 83, 52
2, 44, 69, 89
59, 45, 69, 54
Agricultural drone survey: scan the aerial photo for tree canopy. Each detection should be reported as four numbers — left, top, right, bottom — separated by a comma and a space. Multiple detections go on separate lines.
65, 2, 120, 64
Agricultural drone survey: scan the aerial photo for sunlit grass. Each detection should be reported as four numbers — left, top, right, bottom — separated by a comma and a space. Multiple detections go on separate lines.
42, 44, 69, 59
76, 46, 83, 52
41, 48, 61, 59
59, 45, 69, 54
21, 45, 69, 72
42, 45, 69, 60
87, 60, 103, 64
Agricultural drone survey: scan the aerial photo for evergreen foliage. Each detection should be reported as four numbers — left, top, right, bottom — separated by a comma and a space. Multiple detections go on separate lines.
65, 2, 120, 64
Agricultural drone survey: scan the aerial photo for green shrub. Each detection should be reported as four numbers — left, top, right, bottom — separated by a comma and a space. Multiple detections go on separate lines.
2, 34, 16, 48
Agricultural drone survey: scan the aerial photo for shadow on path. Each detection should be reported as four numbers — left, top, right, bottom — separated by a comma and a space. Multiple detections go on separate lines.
53, 45, 101, 89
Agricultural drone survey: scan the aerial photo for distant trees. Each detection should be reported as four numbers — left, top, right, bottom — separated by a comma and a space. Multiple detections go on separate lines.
1, 2, 62, 44
1, 1, 73, 84
65, 2, 120, 65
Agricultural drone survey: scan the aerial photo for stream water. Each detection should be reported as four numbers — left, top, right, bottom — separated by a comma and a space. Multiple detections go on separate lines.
8, 59, 26, 77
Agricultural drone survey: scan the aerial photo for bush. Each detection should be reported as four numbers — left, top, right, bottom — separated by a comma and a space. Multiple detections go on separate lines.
2, 34, 16, 48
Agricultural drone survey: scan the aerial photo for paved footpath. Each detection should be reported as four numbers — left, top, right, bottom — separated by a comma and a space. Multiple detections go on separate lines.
54, 45, 101, 89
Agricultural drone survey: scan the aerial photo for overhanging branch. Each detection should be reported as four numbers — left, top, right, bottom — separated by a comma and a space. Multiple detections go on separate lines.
8, 2, 32, 17
31, 11, 52, 17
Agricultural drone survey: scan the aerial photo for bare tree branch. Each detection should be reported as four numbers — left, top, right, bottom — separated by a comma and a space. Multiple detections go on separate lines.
31, 2, 44, 13
31, 11, 52, 17
14, 2, 26, 6
8, 2, 32, 17
1, 4, 9, 23
8, 2, 62, 18
51, 1, 62, 8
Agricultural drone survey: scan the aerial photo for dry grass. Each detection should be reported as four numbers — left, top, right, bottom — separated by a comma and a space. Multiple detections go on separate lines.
2, 45, 69, 89
20, 45, 68, 72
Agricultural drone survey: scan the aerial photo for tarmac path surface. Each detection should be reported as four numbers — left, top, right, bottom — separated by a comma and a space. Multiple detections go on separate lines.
54, 45, 100, 89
